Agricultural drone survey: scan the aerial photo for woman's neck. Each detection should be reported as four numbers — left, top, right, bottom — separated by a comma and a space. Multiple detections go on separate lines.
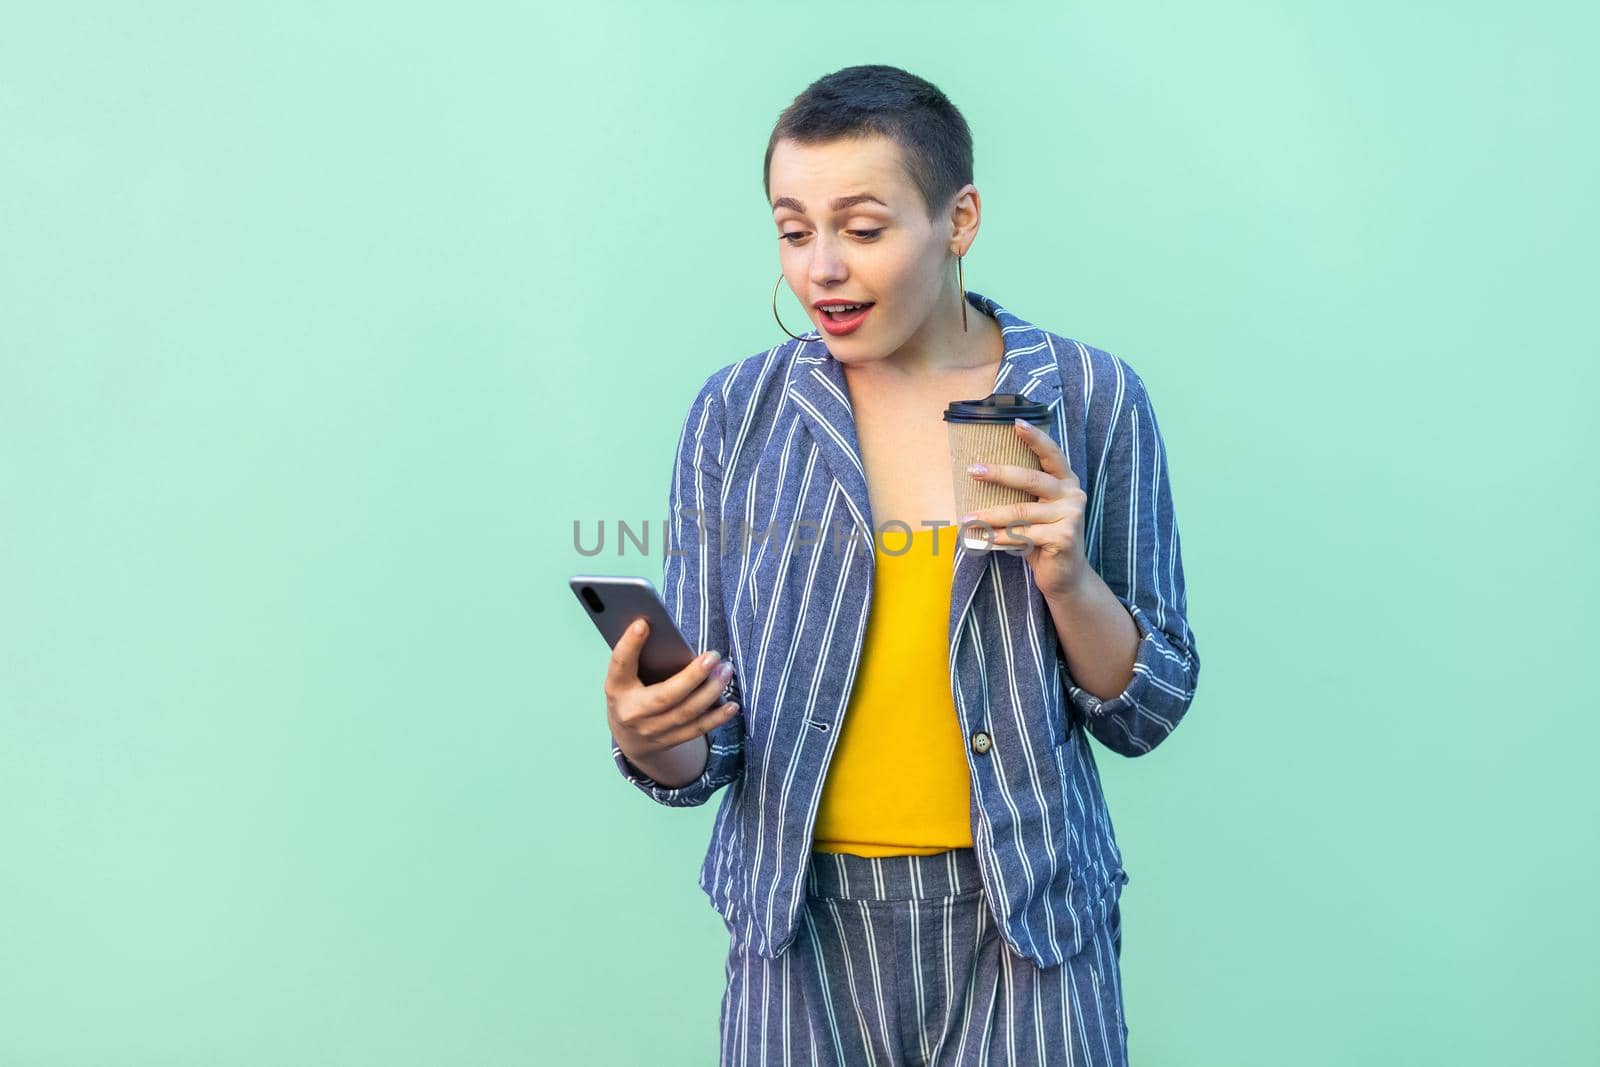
845, 295, 1005, 384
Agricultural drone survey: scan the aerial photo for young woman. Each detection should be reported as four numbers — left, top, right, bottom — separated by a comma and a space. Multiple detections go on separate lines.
604, 65, 1200, 1066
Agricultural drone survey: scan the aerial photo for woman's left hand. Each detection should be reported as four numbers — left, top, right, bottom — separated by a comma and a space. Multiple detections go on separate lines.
958, 417, 1091, 603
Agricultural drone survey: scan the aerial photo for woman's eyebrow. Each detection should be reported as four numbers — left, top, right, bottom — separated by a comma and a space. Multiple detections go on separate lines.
772, 193, 889, 214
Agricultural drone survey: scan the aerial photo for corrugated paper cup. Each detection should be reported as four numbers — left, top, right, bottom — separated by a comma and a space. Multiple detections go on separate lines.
944, 393, 1054, 552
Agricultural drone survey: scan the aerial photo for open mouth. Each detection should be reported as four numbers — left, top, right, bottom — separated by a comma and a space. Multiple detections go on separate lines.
819, 303, 874, 324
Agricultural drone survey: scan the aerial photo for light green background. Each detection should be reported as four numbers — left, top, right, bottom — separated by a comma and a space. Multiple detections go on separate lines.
2, 3, 1595, 1064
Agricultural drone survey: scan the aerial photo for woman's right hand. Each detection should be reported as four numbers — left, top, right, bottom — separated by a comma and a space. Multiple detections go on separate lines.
605, 617, 741, 766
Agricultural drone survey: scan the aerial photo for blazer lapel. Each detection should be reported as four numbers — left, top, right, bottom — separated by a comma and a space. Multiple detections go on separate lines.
946, 292, 1064, 662
780, 290, 1065, 671
784, 341, 876, 540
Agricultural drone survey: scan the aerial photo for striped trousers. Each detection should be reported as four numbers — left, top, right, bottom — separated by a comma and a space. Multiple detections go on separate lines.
719, 848, 1129, 1066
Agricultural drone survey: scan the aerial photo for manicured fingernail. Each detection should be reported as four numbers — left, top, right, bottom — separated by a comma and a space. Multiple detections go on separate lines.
1014, 417, 1029, 429
631, 620, 644, 634
967, 463, 987, 475
703, 650, 721, 666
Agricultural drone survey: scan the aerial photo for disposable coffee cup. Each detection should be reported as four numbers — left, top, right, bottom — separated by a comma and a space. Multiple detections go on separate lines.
944, 393, 1054, 552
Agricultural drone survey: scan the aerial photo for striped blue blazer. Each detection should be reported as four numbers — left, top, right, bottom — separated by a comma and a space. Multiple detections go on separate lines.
611, 288, 1200, 968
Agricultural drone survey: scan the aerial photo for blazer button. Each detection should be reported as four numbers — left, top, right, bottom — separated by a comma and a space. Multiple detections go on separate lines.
971, 731, 992, 754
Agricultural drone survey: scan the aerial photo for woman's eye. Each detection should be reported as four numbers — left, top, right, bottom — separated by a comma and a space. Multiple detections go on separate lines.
779, 229, 883, 244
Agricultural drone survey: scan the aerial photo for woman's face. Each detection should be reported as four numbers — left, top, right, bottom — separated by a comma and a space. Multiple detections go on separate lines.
769, 134, 969, 363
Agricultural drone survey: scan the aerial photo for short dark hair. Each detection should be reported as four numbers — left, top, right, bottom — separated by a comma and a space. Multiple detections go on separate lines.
763, 65, 974, 223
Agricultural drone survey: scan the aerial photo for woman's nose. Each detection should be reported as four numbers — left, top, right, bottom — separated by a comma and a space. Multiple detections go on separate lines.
806, 240, 847, 283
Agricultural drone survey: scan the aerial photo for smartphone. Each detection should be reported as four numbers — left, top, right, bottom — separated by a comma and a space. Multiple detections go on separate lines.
570, 574, 738, 702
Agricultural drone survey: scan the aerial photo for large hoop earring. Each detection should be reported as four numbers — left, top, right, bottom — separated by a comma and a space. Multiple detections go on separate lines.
772, 274, 811, 342
958, 251, 968, 332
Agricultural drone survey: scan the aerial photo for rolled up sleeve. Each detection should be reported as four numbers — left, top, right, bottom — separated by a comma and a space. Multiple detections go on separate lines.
1064, 362, 1201, 757
611, 369, 745, 806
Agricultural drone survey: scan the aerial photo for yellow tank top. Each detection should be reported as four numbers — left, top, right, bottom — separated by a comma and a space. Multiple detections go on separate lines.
811, 523, 974, 857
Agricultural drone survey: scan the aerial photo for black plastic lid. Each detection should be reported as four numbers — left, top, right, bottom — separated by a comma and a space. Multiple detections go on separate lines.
942, 392, 1052, 425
